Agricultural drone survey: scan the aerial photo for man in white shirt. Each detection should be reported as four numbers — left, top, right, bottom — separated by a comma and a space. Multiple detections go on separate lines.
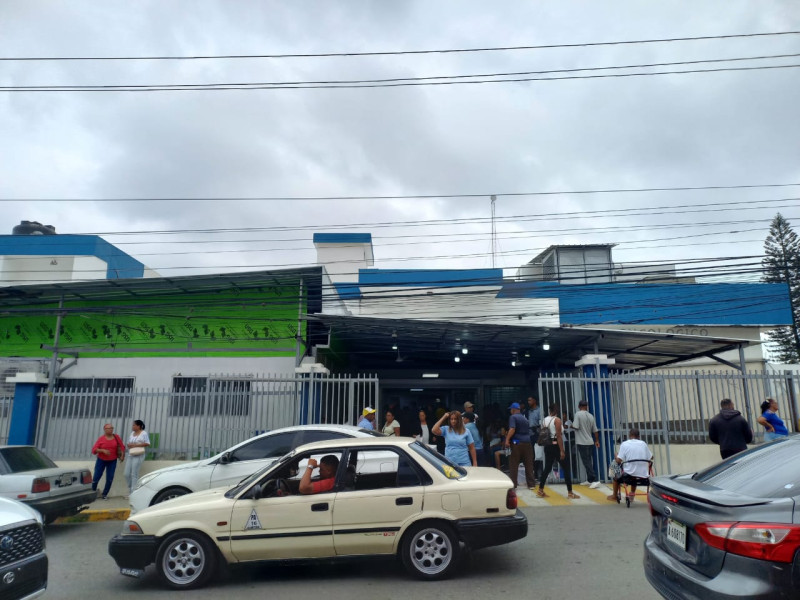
607, 428, 653, 502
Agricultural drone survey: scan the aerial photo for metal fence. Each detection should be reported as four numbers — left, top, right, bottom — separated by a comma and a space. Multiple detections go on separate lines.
538, 368, 800, 482
35, 373, 379, 460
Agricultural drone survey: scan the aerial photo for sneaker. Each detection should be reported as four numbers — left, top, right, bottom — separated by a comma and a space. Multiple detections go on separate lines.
589, 482, 601, 489
101, 496, 108, 501
579, 481, 590, 486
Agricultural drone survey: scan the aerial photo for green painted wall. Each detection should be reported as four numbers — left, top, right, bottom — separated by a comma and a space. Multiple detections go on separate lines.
0, 285, 305, 358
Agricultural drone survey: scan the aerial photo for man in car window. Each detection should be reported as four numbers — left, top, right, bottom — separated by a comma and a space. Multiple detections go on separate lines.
299, 455, 339, 495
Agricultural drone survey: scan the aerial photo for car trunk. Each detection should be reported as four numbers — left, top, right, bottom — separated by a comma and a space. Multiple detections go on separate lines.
649, 476, 795, 579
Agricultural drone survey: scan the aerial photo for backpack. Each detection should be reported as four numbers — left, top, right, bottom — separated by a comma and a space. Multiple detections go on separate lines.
537, 417, 554, 446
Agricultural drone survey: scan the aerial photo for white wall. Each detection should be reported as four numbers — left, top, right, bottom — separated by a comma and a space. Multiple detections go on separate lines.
1, 255, 108, 285
315, 243, 373, 284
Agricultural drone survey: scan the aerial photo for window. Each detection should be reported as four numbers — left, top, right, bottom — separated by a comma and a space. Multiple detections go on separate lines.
299, 430, 350, 445
0, 447, 57, 474
230, 432, 301, 462
341, 448, 429, 492
51, 377, 134, 418
169, 377, 251, 416
409, 441, 466, 479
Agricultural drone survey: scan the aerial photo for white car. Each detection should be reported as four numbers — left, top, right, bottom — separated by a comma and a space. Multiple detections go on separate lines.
130, 425, 381, 513
0, 496, 47, 599
110, 437, 527, 589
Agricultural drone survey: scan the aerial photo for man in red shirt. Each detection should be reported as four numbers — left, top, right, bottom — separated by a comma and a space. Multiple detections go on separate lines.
299, 455, 339, 495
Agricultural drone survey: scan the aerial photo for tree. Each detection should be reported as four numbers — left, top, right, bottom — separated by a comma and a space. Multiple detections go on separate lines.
762, 213, 800, 363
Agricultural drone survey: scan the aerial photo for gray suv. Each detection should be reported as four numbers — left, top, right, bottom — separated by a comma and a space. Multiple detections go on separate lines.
0, 496, 47, 599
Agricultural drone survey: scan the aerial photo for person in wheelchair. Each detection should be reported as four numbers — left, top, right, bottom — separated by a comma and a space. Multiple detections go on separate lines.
299, 454, 340, 495
607, 428, 652, 503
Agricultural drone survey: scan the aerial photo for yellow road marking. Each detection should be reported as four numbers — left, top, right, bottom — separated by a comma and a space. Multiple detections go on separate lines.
572, 484, 614, 504
536, 488, 572, 506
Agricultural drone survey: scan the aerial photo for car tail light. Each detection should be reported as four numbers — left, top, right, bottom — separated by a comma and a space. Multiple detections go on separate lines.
506, 488, 518, 510
81, 470, 92, 485
660, 493, 679, 504
696, 522, 800, 563
31, 478, 50, 493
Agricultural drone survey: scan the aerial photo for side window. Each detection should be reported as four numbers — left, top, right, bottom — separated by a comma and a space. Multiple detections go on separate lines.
300, 430, 350, 445
231, 432, 300, 462
343, 449, 423, 492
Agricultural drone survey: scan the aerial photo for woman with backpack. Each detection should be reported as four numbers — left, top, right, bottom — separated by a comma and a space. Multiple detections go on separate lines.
91, 423, 125, 500
536, 404, 580, 500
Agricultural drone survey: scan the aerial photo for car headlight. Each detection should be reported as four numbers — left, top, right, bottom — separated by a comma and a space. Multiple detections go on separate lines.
135, 472, 160, 489
121, 520, 144, 535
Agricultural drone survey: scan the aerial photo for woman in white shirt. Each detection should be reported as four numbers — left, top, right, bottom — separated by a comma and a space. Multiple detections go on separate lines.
382, 411, 401, 437
125, 419, 151, 495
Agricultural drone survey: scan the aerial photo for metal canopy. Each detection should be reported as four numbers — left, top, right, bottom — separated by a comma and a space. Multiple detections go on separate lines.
309, 314, 751, 371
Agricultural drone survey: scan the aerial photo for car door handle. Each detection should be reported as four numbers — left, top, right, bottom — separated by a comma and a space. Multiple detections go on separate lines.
311, 503, 329, 512
396, 497, 413, 506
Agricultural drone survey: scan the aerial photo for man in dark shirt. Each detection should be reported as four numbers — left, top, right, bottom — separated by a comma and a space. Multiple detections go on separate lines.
708, 399, 753, 459
503, 402, 536, 488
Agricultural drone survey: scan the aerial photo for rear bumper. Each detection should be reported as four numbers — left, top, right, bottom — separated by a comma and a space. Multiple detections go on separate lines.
455, 510, 528, 550
108, 535, 158, 572
23, 488, 97, 519
643, 533, 793, 600
0, 552, 47, 600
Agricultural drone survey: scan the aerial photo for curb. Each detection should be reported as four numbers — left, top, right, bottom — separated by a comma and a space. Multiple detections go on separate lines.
55, 508, 131, 524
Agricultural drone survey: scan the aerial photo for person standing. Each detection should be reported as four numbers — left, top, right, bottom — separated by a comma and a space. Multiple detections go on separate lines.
463, 401, 479, 424
757, 398, 789, 441
357, 407, 376, 430
527, 396, 543, 484
708, 399, 753, 459
537, 404, 579, 500
463, 412, 485, 466
503, 402, 536, 489
91, 424, 124, 500
382, 410, 401, 436
124, 419, 151, 495
432, 411, 477, 467
410, 409, 432, 445
572, 400, 601, 488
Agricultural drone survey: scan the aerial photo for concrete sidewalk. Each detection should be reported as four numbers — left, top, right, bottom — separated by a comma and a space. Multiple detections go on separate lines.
55, 495, 131, 524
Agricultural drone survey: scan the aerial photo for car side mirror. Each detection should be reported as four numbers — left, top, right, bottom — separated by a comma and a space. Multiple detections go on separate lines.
219, 452, 232, 465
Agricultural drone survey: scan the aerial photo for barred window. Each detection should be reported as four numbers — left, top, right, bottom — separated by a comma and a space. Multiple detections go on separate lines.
51, 377, 134, 418
169, 377, 251, 416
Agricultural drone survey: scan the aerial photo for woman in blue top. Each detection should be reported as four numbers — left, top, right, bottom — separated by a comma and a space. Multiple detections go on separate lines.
432, 411, 477, 467
758, 398, 789, 441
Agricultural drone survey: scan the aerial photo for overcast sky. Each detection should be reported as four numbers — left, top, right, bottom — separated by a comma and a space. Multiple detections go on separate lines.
1, 1, 799, 282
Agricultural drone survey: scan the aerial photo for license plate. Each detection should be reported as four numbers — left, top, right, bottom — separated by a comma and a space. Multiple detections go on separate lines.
120, 567, 144, 578
58, 473, 73, 487
666, 518, 687, 550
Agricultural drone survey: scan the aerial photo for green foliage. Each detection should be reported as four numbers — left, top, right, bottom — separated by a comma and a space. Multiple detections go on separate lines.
762, 213, 800, 363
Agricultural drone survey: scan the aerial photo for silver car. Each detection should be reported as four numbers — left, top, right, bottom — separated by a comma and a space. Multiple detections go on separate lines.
644, 435, 800, 599
0, 496, 47, 599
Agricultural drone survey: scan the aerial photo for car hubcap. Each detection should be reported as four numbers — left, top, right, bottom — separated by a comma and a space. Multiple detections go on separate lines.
410, 528, 452, 574
162, 538, 205, 585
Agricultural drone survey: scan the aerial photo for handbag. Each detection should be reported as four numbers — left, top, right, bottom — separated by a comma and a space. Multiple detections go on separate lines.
129, 446, 145, 456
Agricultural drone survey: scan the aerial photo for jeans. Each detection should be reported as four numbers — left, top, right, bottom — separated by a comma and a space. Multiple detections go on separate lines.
577, 444, 597, 482
92, 458, 117, 498
764, 431, 787, 442
509, 441, 537, 487
473, 448, 486, 467
539, 444, 573, 493
124, 453, 146, 492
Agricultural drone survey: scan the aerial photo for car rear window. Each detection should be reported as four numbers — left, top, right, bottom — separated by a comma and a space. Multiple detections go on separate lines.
358, 428, 385, 437
692, 437, 800, 498
0, 447, 57, 473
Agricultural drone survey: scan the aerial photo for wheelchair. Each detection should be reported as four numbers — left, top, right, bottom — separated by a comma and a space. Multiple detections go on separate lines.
610, 459, 653, 508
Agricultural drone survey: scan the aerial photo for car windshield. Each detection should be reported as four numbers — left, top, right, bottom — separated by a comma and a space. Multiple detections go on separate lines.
224, 449, 297, 498
409, 441, 467, 479
692, 436, 800, 499
0, 447, 57, 473
358, 428, 385, 437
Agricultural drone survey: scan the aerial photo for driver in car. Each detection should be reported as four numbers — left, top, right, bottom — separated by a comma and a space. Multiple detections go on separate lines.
299, 455, 339, 495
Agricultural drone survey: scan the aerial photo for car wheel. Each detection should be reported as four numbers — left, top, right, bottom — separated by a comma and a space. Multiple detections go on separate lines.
156, 531, 217, 590
152, 487, 190, 505
401, 521, 460, 580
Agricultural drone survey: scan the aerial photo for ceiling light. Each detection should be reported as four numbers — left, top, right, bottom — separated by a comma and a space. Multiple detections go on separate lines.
462, 347, 468, 355
543, 342, 551, 351
454, 356, 461, 363
422, 373, 439, 378
392, 344, 398, 350
410, 388, 424, 392
511, 360, 516, 367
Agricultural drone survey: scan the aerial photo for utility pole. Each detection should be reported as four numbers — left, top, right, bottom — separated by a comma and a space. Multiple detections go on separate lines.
490, 195, 497, 269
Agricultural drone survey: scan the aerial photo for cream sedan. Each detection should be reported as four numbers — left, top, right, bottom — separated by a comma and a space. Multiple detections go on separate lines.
109, 437, 527, 589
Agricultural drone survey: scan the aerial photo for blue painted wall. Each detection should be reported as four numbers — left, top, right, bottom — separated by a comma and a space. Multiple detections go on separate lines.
313, 233, 372, 244
359, 268, 504, 288
0, 235, 145, 279
498, 281, 792, 326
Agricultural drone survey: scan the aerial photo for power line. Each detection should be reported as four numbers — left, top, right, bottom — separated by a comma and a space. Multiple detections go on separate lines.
2, 31, 798, 61
5, 52, 798, 91
4, 63, 798, 92
3, 182, 799, 203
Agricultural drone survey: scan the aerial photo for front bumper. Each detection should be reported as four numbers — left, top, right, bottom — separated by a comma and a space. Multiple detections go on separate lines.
455, 510, 528, 550
643, 533, 794, 600
0, 552, 47, 600
24, 488, 97, 519
108, 535, 158, 573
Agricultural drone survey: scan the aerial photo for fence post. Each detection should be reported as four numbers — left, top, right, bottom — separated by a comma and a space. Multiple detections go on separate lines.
694, 371, 705, 443
658, 378, 672, 475
787, 372, 799, 434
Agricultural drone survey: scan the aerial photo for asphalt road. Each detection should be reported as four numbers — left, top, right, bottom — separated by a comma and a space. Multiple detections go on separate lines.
46, 503, 661, 600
